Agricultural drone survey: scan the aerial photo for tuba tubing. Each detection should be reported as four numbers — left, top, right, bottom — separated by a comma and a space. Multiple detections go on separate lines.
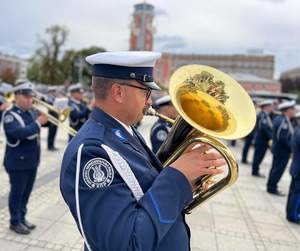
155, 117, 238, 212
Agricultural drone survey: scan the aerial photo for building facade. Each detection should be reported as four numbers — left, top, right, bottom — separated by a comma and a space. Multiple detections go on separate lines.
280, 67, 300, 93
154, 53, 276, 87
0, 53, 28, 82
129, 2, 279, 93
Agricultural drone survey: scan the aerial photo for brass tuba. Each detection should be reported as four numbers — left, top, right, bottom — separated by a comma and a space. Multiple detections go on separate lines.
147, 65, 256, 212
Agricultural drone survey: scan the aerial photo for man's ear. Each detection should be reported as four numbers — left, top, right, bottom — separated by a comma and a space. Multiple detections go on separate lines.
111, 83, 124, 103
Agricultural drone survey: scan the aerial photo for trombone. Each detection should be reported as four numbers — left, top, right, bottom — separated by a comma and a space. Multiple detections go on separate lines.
33, 91, 71, 122
32, 97, 71, 123
146, 65, 256, 212
4, 91, 77, 137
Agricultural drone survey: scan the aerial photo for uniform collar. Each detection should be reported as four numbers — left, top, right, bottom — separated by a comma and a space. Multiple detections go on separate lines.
70, 97, 81, 104
91, 107, 137, 144
91, 107, 163, 171
14, 104, 26, 113
112, 116, 133, 136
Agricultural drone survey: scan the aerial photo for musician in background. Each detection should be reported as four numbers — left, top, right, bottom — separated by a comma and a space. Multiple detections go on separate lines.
150, 95, 178, 153
0, 92, 7, 125
68, 83, 91, 141
60, 51, 225, 251
269, 100, 280, 121
251, 100, 273, 177
0, 83, 12, 126
267, 100, 295, 196
46, 87, 59, 151
286, 120, 300, 224
241, 99, 258, 164
3, 82, 47, 235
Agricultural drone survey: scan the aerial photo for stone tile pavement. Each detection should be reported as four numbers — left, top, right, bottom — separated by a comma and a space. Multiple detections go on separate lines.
0, 116, 299, 251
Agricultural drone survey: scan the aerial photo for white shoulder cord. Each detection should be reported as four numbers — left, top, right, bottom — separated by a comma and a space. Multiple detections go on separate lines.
286, 117, 294, 135
75, 144, 92, 251
75, 143, 144, 251
102, 144, 144, 201
10, 111, 25, 127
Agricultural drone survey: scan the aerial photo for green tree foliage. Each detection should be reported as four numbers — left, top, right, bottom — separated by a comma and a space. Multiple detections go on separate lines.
61, 46, 106, 85
28, 25, 69, 84
28, 25, 106, 86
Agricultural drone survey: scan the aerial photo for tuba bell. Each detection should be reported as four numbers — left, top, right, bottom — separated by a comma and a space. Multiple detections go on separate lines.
147, 65, 256, 212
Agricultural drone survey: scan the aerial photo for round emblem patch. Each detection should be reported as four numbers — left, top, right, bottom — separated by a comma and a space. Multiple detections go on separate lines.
83, 158, 114, 188
4, 114, 14, 124
156, 130, 167, 141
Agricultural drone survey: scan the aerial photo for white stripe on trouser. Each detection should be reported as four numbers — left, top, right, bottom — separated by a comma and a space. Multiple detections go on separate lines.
75, 144, 92, 251
102, 144, 144, 201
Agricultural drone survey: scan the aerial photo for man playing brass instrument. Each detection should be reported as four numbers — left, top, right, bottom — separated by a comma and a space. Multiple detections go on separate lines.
3, 82, 48, 235
60, 51, 225, 251
68, 83, 91, 141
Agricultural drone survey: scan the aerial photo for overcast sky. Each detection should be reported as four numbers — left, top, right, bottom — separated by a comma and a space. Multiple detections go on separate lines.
0, 0, 299, 78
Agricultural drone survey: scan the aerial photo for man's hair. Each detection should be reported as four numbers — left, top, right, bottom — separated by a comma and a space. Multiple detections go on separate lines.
92, 76, 117, 100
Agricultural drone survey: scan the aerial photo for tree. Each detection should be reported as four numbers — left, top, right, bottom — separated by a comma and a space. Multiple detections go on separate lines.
28, 25, 69, 84
0, 67, 17, 84
61, 46, 106, 85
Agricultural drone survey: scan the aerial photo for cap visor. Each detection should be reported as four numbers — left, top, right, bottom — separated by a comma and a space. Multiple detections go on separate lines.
141, 81, 161, 91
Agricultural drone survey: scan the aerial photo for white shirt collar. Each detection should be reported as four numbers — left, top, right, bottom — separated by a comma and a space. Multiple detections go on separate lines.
111, 115, 133, 136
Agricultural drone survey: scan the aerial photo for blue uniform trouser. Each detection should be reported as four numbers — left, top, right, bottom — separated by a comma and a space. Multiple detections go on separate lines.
48, 111, 58, 149
47, 123, 57, 149
286, 176, 300, 222
267, 153, 289, 192
7, 169, 37, 225
252, 143, 268, 175
242, 136, 253, 162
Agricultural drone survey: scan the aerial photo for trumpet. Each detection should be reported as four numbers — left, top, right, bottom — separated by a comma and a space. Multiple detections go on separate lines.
146, 65, 256, 212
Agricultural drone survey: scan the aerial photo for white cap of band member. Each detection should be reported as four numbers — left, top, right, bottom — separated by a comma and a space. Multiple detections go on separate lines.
13, 81, 35, 96
294, 111, 300, 118
0, 82, 13, 94
48, 86, 57, 93
85, 51, 162, 91
154, 95, 172, 109
68, 83, 84, 93
259, 99, 273, 107
278, 100, 296, 111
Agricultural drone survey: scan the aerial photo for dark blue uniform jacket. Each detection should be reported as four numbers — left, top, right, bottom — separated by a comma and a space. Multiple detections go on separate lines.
290, 127, 300, 177
272, 115, 293, 156
69, 98, 90, 131
60, 107, 193, 251
3, 105, 40, 171
254, 111, 273, 146
150, 118, 172, 153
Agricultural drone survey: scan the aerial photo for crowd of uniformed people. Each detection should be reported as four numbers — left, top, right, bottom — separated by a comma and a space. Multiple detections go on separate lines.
239, 97, 300, 224
0, 50, 299, 250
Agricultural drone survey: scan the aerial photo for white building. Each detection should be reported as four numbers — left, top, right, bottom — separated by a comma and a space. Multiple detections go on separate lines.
0, 53, 29, 81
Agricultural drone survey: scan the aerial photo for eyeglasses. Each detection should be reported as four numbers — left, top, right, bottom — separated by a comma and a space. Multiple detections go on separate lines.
118, 82, 152, 100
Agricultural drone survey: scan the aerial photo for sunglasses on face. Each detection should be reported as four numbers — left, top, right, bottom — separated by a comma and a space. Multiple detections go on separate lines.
118, 83, 152, 100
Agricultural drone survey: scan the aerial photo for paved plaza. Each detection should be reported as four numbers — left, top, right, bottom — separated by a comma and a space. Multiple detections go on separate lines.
0, 116, 300, 251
